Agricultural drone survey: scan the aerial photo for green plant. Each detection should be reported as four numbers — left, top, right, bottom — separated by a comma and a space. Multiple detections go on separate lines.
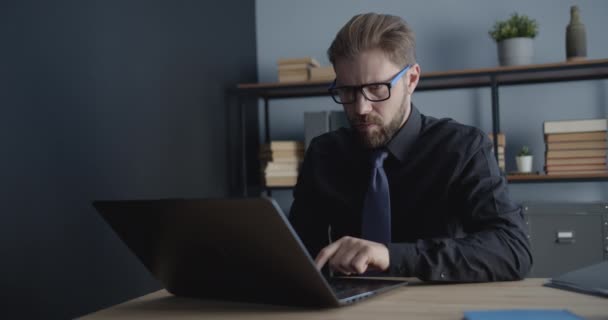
489, 13, 539, 42
517, 146, 532, 157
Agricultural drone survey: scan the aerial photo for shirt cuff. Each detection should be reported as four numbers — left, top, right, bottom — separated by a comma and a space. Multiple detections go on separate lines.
386, 242, 419, 277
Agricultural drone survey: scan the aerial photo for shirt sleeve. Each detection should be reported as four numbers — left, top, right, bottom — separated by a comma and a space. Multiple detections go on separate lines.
386, 132, 533, 282
288, 138, 331, 260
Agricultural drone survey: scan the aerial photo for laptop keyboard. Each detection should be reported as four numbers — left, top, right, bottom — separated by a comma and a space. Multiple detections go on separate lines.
327, 278, 404, 300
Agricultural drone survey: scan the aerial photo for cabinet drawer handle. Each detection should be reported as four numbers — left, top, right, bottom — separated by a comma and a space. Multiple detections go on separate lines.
556, 231, 575, 244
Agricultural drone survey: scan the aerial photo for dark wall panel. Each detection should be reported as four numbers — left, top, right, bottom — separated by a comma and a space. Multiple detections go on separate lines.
0, 0, 257, 318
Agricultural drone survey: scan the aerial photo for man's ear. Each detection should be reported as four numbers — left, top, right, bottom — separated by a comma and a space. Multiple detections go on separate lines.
406, 64, 421, 95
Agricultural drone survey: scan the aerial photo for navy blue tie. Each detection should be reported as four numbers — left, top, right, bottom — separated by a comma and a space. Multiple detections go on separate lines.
361, 149, 391, 243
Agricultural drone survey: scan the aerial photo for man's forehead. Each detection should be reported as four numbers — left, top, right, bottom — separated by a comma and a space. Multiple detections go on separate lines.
334, 50, 401, 85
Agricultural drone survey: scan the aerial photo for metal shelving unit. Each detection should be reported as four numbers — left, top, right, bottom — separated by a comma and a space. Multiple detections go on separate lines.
230, 58, 608, 195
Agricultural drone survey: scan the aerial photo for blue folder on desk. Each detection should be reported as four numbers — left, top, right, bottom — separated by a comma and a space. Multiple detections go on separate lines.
463, 309, 584, 320
544, 260, 608, 298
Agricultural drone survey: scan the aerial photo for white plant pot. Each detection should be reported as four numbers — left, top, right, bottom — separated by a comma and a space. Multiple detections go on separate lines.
497, 37, 534, 66
516, 155, 533, 173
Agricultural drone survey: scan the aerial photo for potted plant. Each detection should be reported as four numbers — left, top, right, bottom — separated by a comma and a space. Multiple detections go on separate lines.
489, 13, 539, 66
516, 146, 533, 173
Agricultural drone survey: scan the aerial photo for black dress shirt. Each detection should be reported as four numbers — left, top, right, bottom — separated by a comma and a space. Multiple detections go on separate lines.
289, 105, 533, 282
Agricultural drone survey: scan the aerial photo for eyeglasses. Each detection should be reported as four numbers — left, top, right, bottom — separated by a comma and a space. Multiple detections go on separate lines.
328, 65, 411, 104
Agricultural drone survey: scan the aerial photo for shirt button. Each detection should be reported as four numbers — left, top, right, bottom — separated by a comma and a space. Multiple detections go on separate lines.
440, 272, 446, 279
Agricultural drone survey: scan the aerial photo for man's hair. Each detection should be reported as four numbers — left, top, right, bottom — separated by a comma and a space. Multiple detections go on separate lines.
327, 13, 416, 67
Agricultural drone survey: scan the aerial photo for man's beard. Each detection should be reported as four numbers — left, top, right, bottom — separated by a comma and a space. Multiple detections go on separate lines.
349, 101, 407, 149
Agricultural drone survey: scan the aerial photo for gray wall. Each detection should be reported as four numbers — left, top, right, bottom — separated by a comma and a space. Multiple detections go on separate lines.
255, 0, 608, 208
0, 0, 256, 318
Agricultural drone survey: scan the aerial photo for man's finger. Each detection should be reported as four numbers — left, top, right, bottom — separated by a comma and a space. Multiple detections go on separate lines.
330, 252, 356, 275
331, 243, 356, 268
351, 250, 370, 274
314, 241, 341, 270
332, 242, 361, 274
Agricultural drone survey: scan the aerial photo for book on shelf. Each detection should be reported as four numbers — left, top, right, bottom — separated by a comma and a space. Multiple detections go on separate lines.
484, 145, 505, 155
261, 158, 302, 164
277, 57, 320, 67
276, 57, 321, 83
309, 66, 335, 81
545, 131, 607, 143
498, 161, 505, 171
487, 132, 505, 171
260, 141, 304, 151
546, 170, 608, 176
543, 118, 608, 134
265, 176, 298, 187
543, 122, 607, 175
259, 149, 305, 160
278, 63, 316, 71
278, 72, 309, 83
545, 149, 607, 159
264, 170, 299, 177
546, 140, 607, 150
259, 140, 304, 186
508, 171, 541, 177
546, 157, 606, 166
264, 162, 300, 171
487, 132, 506, 146
278, 68, 309, 76
545, 164, 608, 172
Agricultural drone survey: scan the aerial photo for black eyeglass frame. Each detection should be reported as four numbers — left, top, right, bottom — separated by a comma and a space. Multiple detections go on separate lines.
328, 64, 412, 104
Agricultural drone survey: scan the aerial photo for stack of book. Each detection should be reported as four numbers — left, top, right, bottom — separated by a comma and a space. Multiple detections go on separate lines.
260, 140, 305, 186
544, 119, 608, 176
488, 132, 506, 172
309, 66, 336, 82
277, 57, 320, 83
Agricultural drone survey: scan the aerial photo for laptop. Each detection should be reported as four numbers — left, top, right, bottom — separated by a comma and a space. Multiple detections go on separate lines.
545, 260, 608, 298
93, 197, 407, 307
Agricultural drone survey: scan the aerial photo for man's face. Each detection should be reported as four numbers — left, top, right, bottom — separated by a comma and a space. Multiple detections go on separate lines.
334, 49, 416, 148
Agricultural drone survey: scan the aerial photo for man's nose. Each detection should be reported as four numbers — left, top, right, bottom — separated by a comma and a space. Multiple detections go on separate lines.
352, 91, 372, 115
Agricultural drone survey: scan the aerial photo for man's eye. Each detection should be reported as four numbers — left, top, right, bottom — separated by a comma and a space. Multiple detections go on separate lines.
367, 85, 382, 91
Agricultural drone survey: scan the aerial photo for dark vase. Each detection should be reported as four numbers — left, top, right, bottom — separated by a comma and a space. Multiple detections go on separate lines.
566, 6, 587, 61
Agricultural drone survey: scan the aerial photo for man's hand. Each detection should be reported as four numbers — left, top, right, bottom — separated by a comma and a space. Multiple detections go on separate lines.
314, 236, 389, 275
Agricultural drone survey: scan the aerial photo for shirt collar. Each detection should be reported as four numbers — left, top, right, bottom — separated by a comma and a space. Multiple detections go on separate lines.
386, 104, 422, 163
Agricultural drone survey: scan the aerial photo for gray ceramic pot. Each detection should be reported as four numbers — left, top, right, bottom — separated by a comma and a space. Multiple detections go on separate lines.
497, 37, 534, 66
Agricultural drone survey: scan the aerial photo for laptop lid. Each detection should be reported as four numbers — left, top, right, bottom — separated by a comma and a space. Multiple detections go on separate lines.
545, 260, 608, 297
93, 197, 406, 307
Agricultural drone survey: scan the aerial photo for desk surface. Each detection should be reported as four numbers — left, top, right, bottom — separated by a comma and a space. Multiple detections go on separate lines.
82, 278, 607, 320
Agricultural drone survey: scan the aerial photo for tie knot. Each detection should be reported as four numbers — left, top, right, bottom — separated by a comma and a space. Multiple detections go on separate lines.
370, 149, 388, 168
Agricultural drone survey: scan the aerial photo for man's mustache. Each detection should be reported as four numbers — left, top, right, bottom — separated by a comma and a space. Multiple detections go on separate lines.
352, 115, 382, 126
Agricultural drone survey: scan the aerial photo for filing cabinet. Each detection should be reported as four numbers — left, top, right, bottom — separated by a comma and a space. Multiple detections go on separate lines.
522, 202, 608, 277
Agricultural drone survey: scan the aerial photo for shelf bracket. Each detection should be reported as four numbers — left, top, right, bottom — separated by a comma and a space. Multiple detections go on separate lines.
239, 96, 248, 196
491, 75, 501, 163
264, 97, 270, 144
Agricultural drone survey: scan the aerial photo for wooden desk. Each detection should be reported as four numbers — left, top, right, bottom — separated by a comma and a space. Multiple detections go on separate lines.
82, 278, 607, 320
